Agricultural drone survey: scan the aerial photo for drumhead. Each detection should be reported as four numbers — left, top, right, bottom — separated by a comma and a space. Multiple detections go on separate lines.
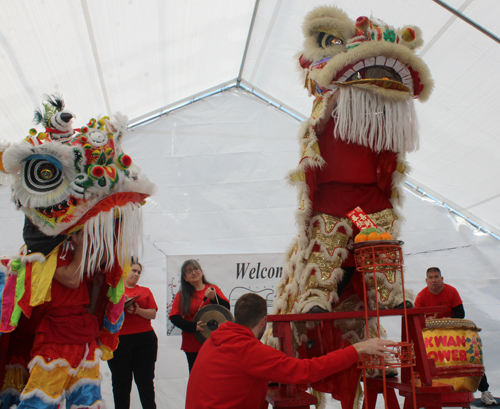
424, 318, 481, 331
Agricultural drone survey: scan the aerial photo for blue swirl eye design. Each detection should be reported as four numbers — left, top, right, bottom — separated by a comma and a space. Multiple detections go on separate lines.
23, 155, 63, 192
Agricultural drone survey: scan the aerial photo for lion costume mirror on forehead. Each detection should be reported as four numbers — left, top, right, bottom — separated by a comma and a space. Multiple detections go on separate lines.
0, 93, 156, 408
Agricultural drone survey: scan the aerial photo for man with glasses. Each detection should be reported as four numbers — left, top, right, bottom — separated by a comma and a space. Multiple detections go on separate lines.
186, 293, 395, 409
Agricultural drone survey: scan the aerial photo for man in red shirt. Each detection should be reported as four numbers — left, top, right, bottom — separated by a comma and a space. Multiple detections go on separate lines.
185, 293, 396, 409
414, 267, 464, 319
414, 267, 497, 405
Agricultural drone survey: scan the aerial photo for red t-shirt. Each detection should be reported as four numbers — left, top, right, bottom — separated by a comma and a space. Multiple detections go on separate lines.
120, 285, 158, 335
414, 284, 462, 318
169, 284, 228, 352
50, 242, 91, 310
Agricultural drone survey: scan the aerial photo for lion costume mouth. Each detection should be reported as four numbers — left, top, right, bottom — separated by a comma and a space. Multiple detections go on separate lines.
340, 64, 409, 93
332, 66, 412, 94
62, 191, 150, 235
348, 65, 402, 82
328, 56, 416, 94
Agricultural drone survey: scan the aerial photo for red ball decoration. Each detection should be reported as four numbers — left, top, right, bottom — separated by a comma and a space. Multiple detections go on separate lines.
402, 27, 416, 42
117, 154, 132, 169
356, 16, 369, 30
89, 165, 105, 180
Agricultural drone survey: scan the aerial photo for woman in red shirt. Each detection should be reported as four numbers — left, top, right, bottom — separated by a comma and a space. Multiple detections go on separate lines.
169, 259, 230, 372
108, 262, 158, 409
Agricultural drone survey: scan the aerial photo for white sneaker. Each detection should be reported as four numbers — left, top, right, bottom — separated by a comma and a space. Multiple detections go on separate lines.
481, 391, 497, 406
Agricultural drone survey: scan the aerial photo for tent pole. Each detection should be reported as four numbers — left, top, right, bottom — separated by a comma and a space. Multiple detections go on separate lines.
237, 0, 261, 87
405, 181, 500, 241
432, 0, 500, 44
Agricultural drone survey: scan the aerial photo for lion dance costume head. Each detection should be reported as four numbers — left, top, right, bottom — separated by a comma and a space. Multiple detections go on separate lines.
0, 93, 155, 407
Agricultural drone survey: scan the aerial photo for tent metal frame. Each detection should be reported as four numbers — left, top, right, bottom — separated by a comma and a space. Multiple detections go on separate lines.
432, 0, 500, 44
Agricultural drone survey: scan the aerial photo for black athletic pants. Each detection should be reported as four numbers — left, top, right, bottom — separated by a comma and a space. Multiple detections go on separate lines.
478, 373, 489, 393
108, 330, 158, 409
185, 351, 198, 373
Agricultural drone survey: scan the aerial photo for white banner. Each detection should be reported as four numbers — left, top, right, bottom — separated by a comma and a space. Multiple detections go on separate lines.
166, 253, 284, 335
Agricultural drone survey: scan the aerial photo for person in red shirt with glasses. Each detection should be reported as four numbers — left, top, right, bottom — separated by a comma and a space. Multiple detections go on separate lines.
169, 259, 230, 372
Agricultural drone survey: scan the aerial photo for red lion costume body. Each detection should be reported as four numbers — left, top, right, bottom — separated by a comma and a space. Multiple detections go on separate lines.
268, 6, 433, 407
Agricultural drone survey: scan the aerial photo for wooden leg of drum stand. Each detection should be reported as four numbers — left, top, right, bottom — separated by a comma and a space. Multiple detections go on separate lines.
386, 390, 400, 409
364, 381, 401, 409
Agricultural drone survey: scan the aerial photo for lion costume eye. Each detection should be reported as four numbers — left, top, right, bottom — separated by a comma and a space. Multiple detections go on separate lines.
23, 155, 63, 192
318, 32, 343, 48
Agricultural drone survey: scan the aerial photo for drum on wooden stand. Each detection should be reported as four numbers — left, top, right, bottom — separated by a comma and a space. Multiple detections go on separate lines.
416, 318, 484, 392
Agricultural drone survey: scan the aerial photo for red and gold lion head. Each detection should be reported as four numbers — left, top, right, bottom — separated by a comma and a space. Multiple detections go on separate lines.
299, 5, 433, 102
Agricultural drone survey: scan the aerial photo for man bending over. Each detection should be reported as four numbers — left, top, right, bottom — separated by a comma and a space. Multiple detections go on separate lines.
186, 293, 396, 409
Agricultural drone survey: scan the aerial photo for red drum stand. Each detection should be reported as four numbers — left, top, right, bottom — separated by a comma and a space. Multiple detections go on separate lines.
265, 241, 475, 408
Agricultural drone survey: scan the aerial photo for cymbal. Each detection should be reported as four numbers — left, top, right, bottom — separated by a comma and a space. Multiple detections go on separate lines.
193, 304, 234, 344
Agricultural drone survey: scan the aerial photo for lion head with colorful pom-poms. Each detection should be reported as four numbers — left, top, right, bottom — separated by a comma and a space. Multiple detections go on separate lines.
299, 5, 433, 102
298, 6, 433, 155
0, 94, 156, 272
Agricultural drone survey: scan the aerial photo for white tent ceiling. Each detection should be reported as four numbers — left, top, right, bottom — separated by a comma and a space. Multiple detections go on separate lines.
1, 0, 499, 235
